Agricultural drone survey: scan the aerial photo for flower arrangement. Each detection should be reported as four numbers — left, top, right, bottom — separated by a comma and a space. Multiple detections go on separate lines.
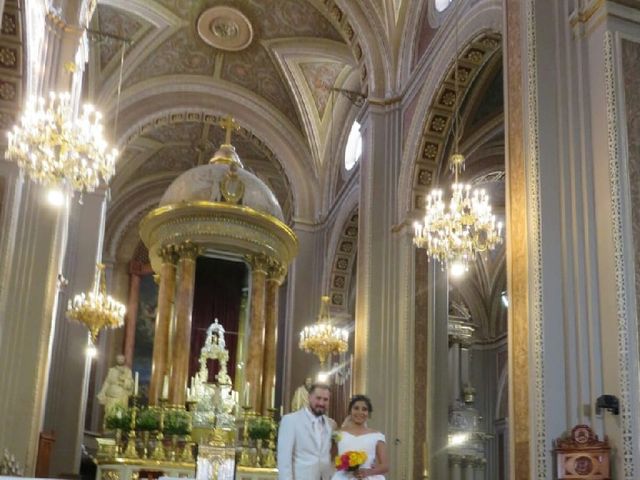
335, 450, 367, 472
163, 409, 191, 436
104, 405, 131, 431
136, 408, 160, 431
248, 417, 273, 440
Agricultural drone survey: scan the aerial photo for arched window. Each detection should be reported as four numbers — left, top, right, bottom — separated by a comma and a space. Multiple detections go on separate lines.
344, 121, 362, 171
435, 0, 453, 12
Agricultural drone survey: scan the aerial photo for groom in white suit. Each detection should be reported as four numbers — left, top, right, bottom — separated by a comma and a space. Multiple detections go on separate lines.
277, 383, 335, 480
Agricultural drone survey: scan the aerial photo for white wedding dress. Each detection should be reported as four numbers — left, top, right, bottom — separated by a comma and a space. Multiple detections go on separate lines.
331, 431, 386, 480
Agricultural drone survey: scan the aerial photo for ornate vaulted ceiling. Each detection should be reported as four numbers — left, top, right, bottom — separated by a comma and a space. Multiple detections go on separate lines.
93, 0, 368, 255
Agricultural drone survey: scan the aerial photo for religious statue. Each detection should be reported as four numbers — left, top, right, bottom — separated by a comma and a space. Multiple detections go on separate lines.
97, 354, 134, 414
190, 319, 239, 429
291, 377, 312, 411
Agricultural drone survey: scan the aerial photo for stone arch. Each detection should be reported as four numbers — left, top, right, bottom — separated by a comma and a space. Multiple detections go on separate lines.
398, 0, 503, 219
327, 205, 359, 311
408, 31, 501, 213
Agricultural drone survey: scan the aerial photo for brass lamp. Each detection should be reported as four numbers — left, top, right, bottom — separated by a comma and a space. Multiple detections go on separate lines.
299, 296, 348, 367
66, 264, 126, 343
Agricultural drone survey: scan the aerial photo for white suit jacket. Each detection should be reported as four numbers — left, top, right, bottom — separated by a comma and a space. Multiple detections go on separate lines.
277, 408, 334, 480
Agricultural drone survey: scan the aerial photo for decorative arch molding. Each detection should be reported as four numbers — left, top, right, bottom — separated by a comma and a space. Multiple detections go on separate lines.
108, 77, 319, 221
408, 30, 501, 213
327, 204, 359, 310
397, 0, 429, 87
398, 0, 503, 218
0, 1, 27, 136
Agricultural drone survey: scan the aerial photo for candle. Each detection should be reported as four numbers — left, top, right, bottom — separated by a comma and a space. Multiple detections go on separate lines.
423, 440, 429, 475
271, 384, 276, 408
279, 405, 283, 417
244, 381, 251, 406
162, 375, 169, 399
134, 372, 139, 396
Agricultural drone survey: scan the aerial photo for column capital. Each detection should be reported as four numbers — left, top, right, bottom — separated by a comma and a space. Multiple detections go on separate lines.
177, 241, 200, 261
158, 244, 179, 265
267, 259, 286, 285
245, 253, 270, 273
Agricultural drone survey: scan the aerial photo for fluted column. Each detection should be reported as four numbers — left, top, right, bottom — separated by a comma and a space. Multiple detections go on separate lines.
168, 242, 199, 406
261, 261, 285, 414
148, 245, 178, 405
449, 455, 462, 480
463, 459, 474, 480
245, 254, 268, 411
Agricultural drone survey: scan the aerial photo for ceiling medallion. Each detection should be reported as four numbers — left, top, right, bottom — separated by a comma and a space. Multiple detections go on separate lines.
197, 6, 253, 51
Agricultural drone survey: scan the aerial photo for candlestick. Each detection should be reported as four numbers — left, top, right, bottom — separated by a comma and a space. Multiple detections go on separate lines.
134, 372, 139, 396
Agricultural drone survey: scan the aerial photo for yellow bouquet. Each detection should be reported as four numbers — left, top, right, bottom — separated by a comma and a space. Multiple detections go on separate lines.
335, 450, 367, 472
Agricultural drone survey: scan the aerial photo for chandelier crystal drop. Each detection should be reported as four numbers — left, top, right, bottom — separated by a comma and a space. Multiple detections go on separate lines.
299, 296, 349, 367
413, 153, 503, 272
5, 92, 119, 193
66, 264, 126, 343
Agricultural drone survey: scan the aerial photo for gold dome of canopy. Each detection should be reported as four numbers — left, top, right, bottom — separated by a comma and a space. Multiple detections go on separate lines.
159, 142, 284, 221
141, 118, 297, 274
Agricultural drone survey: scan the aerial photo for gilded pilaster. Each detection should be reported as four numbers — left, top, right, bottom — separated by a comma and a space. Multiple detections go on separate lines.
504, 0, 530, 478
244, 253, 269, 411
261, 261, 286, 414
168, 242, 199, 406
149, 244, 178, 405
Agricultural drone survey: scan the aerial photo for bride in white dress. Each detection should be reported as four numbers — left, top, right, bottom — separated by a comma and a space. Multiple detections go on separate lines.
331, 395, 389, 479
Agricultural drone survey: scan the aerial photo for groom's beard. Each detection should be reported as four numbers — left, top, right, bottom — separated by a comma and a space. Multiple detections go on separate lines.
310, 405, 326, 416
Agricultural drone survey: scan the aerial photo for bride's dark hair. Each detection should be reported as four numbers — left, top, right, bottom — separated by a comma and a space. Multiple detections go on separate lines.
348, 394, 373, 414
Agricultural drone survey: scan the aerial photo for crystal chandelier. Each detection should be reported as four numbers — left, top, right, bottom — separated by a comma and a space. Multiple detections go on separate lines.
5, 92, 118, 193
299, 296, 349, 367
413, 152, 502, 272
413, 19, 502, 273
66, 264, 126, 343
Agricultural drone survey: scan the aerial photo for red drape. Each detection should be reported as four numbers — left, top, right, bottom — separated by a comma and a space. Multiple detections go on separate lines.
190, 257, 247, 385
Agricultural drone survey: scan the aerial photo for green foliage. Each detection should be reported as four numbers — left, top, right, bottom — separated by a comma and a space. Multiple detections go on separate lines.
163, 409, 191, 436
105, 405, 132, 431
248, 417, 273, 440
136, 408, 160, 431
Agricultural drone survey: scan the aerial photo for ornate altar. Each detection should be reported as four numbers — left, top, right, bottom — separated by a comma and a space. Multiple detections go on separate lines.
190, 319, 239, 434
554, 425, 610, 479
96, 459, 195, 480
139, 118, 297, 415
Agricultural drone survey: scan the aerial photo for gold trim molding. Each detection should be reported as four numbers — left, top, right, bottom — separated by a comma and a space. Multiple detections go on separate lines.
140, 201, 298, 273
